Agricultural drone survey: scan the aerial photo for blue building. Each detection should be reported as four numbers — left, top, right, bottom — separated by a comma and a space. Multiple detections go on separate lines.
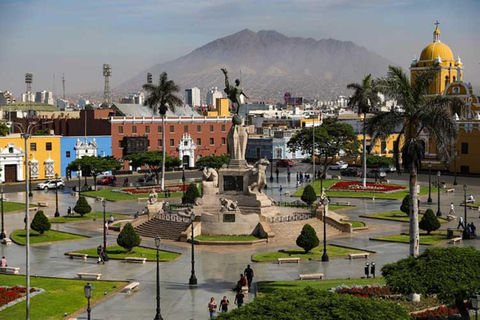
60, 136, 112, 178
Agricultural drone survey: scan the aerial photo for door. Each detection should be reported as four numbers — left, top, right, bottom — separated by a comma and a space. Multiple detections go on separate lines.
4, 165, 17, 182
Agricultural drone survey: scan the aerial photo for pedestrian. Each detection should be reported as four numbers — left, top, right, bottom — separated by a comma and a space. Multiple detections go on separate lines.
67, 206, 72, 216
1, 256, 6, 267
207, 297, 217, 319
296, 172, 299, 181
234, 290, 245, 308
287, 167, 291, 176
449, 202, 455, 216
244, 264, 254, 288
108, 215, 114, 224
457, 215, 465, 229
97, 246, 105, 264
471, 222, 477, 237
123, 177, 129, 187
279, 185, 283, 193
275, 168, 279, 179
219, 296, 230, 313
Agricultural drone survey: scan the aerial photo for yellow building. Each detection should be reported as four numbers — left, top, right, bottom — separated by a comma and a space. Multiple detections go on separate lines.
0, 134, 61, 183
204, 98, 230, 116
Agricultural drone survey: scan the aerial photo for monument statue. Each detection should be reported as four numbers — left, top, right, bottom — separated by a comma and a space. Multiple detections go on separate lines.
221, 68, 248, 117
203, 167, 219, 187
220, 197, 238, 211
247, 158, 269, 194
148, 189, 158, 204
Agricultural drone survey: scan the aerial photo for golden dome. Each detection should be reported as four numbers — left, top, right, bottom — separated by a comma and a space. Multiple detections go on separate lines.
419, 41, 454, 62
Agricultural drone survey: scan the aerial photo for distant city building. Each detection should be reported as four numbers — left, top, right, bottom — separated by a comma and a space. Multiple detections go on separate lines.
206, 87, 223, 106
56, 99, 71, 110
185, 87, 201, 108
21, 92, 35, 102
78, 98, 90, 109
0, 91, 15, 106
31, 91, 54, 105
120, 92, 144, 104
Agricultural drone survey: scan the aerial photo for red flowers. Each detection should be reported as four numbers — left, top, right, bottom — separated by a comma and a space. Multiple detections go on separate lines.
122, 184, 188, 194
411, 305, 459, 319
329, 182, 406, 193
0, 286, 37, 307
335, 286, 394, 298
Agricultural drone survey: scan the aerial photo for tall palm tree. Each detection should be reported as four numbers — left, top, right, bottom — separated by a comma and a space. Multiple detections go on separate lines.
143, 72, 183, 191
367, 65, 461, 257
347, 74, 380, 188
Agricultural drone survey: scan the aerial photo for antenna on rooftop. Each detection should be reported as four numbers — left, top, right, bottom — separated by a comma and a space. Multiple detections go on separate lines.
25, 72, 33, 92
62, 73, 66, 100
103, 64, 112, 106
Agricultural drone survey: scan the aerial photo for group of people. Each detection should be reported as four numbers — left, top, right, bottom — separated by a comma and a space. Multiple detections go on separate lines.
96, 245, 107, 264
296, 172, 312, 183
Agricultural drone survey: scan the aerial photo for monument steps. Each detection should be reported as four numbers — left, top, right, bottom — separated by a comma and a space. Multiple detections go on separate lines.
135, 218, 190, 240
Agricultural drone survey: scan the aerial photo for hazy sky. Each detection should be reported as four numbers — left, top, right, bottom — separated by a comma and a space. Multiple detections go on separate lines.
1, 0, 479, 98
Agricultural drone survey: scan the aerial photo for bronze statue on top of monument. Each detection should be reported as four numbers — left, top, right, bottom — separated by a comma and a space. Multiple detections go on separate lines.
221, 68, 248, 124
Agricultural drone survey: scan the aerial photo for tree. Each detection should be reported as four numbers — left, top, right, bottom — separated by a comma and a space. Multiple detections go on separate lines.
366, 155, 393, 168
117, 223, 141, 252
400, 194, 411, 216
33, 128, 51, 135
367, 65, 462, 256
67, 156, 121, 189
30, 210, 51, 235
382, 247, 480, 319
143, 72, 183, 191
419, 209, 440, 234
216, 287, 409, 320
125, 151, 181, 183
183, 183, 200, 204
347, 74, 380, 188
296, 224, 319, 253
288, 117, 360, 175
74, 196, 91, 217
195, 155, 230, 169
301, 185, 317, 206
0, 123, 9, 136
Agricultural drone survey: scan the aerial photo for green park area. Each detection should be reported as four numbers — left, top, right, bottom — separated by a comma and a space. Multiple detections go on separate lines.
49, 211, 125, 223
3, 201, 33, 213
361, 210, 449, 223
343, 220, 366, 228
82, 187, 188, 201
11, 229, 88, 245
0, 274, 127, 319
252, 245, 368, 262
68, 245, 180, 261
370, 230, 461, 245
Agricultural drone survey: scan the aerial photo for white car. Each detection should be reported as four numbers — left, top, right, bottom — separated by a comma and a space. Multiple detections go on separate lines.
330, 161, 348, 170
36, 179, 65, 190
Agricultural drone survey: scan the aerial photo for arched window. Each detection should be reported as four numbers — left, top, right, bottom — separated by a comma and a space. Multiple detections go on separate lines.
420, 140, 426, 156
445, 75, 450, 87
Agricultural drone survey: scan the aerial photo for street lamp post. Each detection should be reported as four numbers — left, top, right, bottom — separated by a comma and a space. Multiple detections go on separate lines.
427, 164, 432, 204
453, 151, 458, 185
0, 187, 5, 239
102, 199, 109, 261
154, 235, 163, 320
463, 184, 468, 240
470, 294, 480, 320
78, 165, 82, 196
182, 164, 186, 200
189, 213, 197, 285
84, 282, 93, 320
54, 173, 60, 217
270, 155, 274, 182
320, 191, 329, 262
28, 165, 33, 197
436, 171, 442, 217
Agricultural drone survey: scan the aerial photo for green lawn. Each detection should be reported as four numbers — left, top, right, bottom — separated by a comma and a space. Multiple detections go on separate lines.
252, 245, 368, 262
257, 277, 386, 294
11, 229, 88, 245
68, 245, 180, 261
0, 274, 126, 320
194, 235, 261, 242
3, 201, 33, 213
361, 211, 449, 223
82, 187, 183, 201
343, 220, 366, 228
49, 211, 125, 223
371, 231, 461, 245
293, 180, 435, 200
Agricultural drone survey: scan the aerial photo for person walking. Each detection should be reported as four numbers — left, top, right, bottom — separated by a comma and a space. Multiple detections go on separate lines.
449, 202, 455, 216
1, 256, 6, 267
275, 168, 279, 179
279, 185, 283, 194
234, 291, 245, 308
244, 264, 254, 288
457, 215, 465, 229
219, 296, 230, 313
207, 297, 217, 319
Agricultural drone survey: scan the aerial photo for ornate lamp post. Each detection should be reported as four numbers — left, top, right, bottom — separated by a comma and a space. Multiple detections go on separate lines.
463, 184, 468, 240
427, 163, 432, 204
182, 163, 186, 200
154, 235, 163, 320
77, 165, 82, 196
84, 282, 93, 320
102, 199, 109, 261
470, 294, 480, 320
189, 213, 197, 285
320, 190, 329, 262
0, 187, 5, 239
28, 163, 33, 197
436, 171, 442, 217
54, 173, 60, 217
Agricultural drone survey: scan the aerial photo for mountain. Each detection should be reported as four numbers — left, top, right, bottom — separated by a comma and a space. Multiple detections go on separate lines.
116, 29, 395, 102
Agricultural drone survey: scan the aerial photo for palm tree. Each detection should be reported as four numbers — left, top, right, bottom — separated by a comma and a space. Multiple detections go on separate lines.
367, 65, 461, 257
347, 74, 380, 188
143, 72, 183, 190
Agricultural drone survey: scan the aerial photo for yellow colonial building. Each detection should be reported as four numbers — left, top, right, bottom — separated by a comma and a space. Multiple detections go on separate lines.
0, 134, 61, 183
410, 23, 480, 174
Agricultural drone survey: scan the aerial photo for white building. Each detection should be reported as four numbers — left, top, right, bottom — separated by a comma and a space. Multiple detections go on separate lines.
34, 91, 54, 105
0, 91, 15, 106
21, 92, 35, 102
56, 99, 71, 110
78, 98, 90, 108
206, 87, 223, 106
120, 92, 144, 104
185, 87, 201, 108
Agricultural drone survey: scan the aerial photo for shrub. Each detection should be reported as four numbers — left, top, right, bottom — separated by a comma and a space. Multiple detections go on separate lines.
400, 194, 411, 216
419, 209, 440, 234
74, 196, 91, 217
30, 210, 51, 235
296, 224, 319, 253
301, 185, 317, 206
117, 223, 141, 252
183, 183, 200, 204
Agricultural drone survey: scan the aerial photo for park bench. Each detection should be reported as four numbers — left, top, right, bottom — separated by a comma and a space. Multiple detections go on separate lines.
95, 197, 105, 202
348, 253, 370, 260
1, 238, 12, 244
331, 175, 341, 180
69, 253, 88, 261
125, 257, 147, 264
37, 202, 48, 207
0, 266, 20, 275
449, 237, 462, 244
278, 257, 300, 264
335, 201, 351, 206
446, 188, 455, 193
122, 282, 140, 293
77, 272, 101, 280
298, 273, 324, 280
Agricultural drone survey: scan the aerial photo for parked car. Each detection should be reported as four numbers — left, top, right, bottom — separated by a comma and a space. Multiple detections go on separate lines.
276, 159, 295, 167
36, 179, 65, 190
340, 168, 360, 177
381, 166, 397, 173
366, 170, 387, 178
330, 161, 348, 170
97, 175, 116, 185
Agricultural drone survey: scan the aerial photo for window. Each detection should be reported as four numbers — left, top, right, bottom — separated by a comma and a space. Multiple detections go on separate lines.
170, 139, 174, 147
221, 124, 226, 132
276, 148, 282, 159
210, 125, 214, 133
197, 125, 201, 133
184, 125, 188, 133
145, 126, 150, 134
461, 142, 469, 154
118, 126, 124, 134
157, 125, 162, 134
147, 140, 150, 148
132, 126, 137, 134
197, 138, 201, 145
210, 138, 214, 145
170, 125, 174, 133
256, 147, 261, 159
66, 151, 71, 158
157, 139, 162, 147
221, 137, 226, 145
381, 140, 387, 153
30, 143, 37, 151
46, 142, 52, 151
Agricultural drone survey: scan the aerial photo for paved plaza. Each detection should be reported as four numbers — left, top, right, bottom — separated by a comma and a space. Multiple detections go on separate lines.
1, 166, 480, 319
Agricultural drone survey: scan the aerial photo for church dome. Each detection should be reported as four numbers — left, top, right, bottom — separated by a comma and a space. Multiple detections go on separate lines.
419, 42, 454, 62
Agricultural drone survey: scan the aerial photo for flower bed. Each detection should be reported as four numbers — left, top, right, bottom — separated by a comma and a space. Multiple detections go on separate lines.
329, 182, 406, 193
117, 184, 188, 194
0, 286, 44, 311
334, 285, 395, 298
411, 305, 459, 319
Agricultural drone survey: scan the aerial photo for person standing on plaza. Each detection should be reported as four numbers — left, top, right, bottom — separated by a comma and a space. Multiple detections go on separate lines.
234, 290, 245, 308
207, 297, 217, 318
279, 185, 283, 194
450, 202, 455, 216
1, 256, 6, 267
219, 296, 230, 313
275, 168, 279, 179
244, 264, 254, 288
457, 215, 464, 229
